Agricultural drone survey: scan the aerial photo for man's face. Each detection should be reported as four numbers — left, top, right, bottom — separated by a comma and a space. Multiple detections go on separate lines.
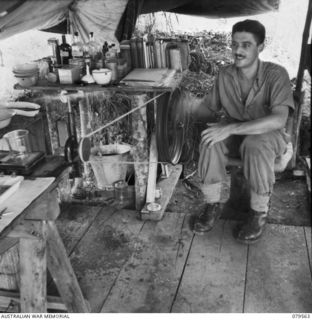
231, 31, 264, 69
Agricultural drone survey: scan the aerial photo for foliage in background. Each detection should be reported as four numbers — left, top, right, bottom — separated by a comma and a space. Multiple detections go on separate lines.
86, 92, 132, 147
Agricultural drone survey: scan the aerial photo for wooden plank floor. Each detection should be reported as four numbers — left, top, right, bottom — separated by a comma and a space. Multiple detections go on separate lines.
305, 227, 312, 274
55, 205, 312, 313
101, 209, 192, 312
171, 221, 247, 313
244, 224, 312, 312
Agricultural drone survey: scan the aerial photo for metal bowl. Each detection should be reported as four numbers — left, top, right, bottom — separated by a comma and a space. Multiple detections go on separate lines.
14, 74, 38, 87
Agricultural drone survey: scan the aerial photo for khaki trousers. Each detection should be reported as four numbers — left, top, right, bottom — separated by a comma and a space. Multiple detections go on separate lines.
198, 130, 288, 196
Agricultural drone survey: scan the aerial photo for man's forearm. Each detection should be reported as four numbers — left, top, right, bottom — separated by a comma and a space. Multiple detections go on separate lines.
229, 113, 287, 136
200, 106, 289, 148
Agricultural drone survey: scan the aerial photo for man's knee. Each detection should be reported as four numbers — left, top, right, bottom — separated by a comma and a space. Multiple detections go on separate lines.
240, 135, 267, 156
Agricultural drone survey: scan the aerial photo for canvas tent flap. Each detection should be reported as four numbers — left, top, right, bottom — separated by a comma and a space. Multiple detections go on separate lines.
0, 0, 128, 45
0, 0, 72, 40
68, 0, 128, 44
141, 0, 280, 17
116, 0, 279, 41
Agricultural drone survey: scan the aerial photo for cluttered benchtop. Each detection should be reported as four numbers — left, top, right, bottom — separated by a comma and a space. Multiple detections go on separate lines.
15, 68, 182, 93
13, 33, 188, 93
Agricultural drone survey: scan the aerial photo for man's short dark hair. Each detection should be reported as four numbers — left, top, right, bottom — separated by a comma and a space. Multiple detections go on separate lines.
232, 20, 266, 45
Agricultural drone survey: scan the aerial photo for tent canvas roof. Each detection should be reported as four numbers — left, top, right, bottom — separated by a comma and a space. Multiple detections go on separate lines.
0, 0, 280, 43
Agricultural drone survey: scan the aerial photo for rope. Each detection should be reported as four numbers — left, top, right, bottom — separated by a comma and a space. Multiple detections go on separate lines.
85, 92, 166, 138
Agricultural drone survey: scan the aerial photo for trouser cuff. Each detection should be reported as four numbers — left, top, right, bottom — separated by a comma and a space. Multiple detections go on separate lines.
200, 182, 222, 203
250, 190, 270, 212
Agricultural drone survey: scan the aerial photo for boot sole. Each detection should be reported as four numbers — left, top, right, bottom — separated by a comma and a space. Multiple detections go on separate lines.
192, 223, 214, 235
193, 229, 211, 236
234, 236, 262, 245
232, 226, 264, 245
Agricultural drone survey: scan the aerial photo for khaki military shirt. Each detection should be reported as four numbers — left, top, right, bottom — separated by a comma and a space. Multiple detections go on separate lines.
206, 60, 295, 122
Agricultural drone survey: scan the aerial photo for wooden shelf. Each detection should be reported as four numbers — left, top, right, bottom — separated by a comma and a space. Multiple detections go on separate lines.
14, 71, 182, 94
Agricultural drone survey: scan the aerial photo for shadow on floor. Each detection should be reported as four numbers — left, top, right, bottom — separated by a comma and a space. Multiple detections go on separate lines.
167, 169, 311, 227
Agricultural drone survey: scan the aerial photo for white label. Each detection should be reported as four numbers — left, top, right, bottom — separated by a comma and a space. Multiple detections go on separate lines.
60, 51, 69, 57
72, 49, 83, 58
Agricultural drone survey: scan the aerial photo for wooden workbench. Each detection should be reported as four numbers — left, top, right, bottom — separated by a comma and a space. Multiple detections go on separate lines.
0, 173, 89, 312
15, 70, 183, 219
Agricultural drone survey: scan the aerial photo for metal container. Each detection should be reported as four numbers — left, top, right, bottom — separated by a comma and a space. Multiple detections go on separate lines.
3, 130, 31, 156
47, 38, 61, 65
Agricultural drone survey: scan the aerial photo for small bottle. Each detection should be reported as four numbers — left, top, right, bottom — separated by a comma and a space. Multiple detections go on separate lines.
105, 44, 112, 60
59, 34, 72, 65
106, 43, 117, 60
71, 32, 84, 59
105, 43, 118, 83
102, 41, 109, 67
114, 180, 128, 204
86, 32, 101, 69
110, 43, 117, 59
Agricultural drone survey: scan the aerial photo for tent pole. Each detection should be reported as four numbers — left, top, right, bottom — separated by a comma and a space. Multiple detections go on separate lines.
291, 0, 312, 168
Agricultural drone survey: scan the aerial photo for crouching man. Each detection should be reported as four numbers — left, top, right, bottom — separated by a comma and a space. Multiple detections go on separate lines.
193, 19, 294, 244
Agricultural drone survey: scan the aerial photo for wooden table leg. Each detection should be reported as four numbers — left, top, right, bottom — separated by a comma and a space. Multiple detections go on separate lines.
46, 221, 90, 313
19, 233, 47, 312
131, 94, 149, 210
79, 97, 92, 180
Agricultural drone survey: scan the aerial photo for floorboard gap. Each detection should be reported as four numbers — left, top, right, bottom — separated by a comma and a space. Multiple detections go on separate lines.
303, 227, 312, 279
68, 206, 117, 257
99, 214, 148, 312
242, 244, 250, 313
169, 232, 195, 313
218, 220, 227, 253
174, 213, 188, 265
99, 257, 130, 312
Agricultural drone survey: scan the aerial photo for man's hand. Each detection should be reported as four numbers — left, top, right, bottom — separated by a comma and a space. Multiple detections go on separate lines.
200, 123, 233, 149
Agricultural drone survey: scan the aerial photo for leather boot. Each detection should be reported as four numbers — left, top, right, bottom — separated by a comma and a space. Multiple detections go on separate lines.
193, 203, 221, 235
233, 209, 268, 244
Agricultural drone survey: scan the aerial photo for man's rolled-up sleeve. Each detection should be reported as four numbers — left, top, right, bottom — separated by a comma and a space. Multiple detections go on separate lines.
270, 67, 295, 113
204, 76, 222, 114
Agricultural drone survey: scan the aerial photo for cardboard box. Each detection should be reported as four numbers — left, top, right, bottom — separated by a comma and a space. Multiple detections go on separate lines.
58, 65, 81, 84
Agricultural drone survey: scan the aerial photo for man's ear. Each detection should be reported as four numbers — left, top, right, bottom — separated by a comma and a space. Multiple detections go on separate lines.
258, 43, 264, 53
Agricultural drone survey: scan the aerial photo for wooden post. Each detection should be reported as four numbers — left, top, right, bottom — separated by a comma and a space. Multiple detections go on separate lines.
19, 221, 47, 313
0, 240, 19, 291
145, 95, 158, 204
43, 97, 55, 155
46, 221, 90, 313
131, 94, 149, 210
145, 132, 158, 203
291, 1, 312, 168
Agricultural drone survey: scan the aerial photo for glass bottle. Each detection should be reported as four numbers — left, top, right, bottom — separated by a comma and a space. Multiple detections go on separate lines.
71, 32, 84, 59
86, 32, 102, 69
59, 34, 72, 65
64, 99, 80, 178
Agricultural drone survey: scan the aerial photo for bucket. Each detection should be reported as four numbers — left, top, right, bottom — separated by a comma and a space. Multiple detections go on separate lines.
89, 144, 131, 190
